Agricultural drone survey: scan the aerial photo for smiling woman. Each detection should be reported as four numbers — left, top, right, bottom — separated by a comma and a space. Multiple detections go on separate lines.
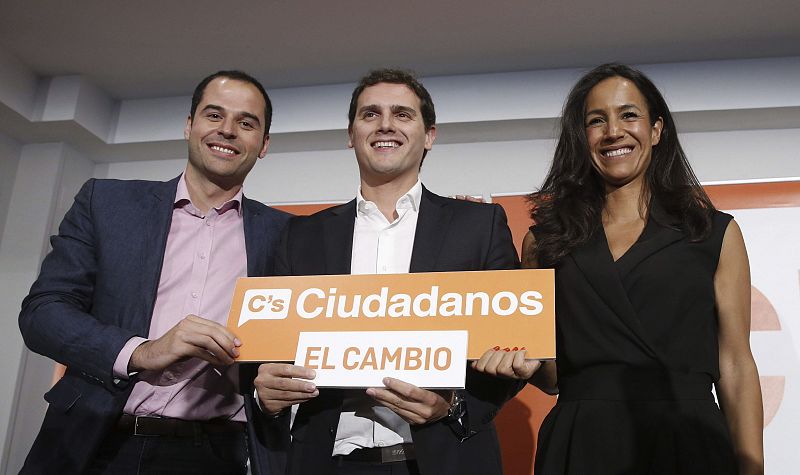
529, 63, 720, 266
583, 76, 663, 192
474, 63, 765, 474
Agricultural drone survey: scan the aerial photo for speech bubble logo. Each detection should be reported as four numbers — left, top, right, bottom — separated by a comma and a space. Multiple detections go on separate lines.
238, 288, 292, 326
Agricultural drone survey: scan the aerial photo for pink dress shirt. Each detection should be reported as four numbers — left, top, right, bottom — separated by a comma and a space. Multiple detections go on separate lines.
114, 174, 248, 422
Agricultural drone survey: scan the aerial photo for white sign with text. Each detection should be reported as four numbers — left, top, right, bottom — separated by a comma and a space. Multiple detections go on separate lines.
294, 331, 468, 388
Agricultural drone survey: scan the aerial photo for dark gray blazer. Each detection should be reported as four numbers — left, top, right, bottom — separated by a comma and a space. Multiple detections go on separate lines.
243, 186, 521, 475
18, 176, 290, 474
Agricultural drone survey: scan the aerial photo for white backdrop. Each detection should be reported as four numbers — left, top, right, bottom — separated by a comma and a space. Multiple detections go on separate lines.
733, 206, 800, 473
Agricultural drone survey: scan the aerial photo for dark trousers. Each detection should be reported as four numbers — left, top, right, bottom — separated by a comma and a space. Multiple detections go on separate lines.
333, 458, 421, 475
86, 430, 247, 475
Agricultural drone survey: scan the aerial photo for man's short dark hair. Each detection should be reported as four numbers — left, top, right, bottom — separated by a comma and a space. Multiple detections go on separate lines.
347, 69, 436, 132
190, 70, 273, 135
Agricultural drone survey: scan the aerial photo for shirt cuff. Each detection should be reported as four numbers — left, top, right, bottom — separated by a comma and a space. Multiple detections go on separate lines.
254, 388, 265, 412
253, 388, 288, 418
113, 337, 148, 379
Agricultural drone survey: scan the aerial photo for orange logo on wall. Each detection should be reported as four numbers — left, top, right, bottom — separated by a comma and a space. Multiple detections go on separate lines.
752, 285, 784, 427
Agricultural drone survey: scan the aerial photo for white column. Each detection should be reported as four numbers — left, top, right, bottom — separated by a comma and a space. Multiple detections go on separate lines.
0, 143, 93, 474
0, 134, 21, 242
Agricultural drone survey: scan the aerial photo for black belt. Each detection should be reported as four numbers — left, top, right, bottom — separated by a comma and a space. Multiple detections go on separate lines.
558, 364, 715, 401
115, 415, 245, 437
337, 443, 416, 463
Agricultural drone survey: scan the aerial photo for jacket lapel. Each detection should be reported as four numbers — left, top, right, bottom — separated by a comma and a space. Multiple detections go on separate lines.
569, 229, 663, 361
614, 210, 684, 280
139, 176, 180, 333
242, 197, 266, 277
322, 200, 356, 274
409, 187, 453, 273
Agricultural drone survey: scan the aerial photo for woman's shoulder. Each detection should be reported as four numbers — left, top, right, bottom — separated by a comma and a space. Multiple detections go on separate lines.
709, 209, 735, 243
522, 229, 538, 268
711, 209, 734, 226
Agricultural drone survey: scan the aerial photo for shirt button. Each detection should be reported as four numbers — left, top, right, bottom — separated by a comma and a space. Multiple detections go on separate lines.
377, 441, 386, 447
163, 371, 175, 381
205, 220, 213, 227
199, 252, 207, 260
191, 292, 199, 298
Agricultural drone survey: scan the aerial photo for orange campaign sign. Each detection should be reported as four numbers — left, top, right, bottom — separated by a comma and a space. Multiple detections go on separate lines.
226, 269, 555, 362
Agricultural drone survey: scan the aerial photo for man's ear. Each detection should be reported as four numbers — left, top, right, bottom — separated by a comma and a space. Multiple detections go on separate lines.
347, 127, 354, 149
259, 135, 270, 158
424, 125, 437, 150
184, 116, 192, 140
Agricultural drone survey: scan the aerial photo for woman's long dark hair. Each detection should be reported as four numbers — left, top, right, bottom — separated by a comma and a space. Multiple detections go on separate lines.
529, 63, 715, 266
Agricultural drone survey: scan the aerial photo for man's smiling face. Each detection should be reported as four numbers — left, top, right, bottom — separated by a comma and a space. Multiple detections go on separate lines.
348, 82, 435, 187
184, 77, 269, 188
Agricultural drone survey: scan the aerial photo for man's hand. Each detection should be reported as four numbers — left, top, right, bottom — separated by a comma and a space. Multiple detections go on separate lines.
366, 377, 451, 425
453, 194, 485, 203
254, 363, 319, 416
129, 315, 240, 372
471, 347, 541, 380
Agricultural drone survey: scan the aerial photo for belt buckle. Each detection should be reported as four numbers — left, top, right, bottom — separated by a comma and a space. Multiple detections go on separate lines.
380, 444, 413, 463
133, 416, 159, 436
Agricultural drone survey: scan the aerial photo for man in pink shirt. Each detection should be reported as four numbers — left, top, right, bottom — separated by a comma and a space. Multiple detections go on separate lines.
19, 70, 290, 474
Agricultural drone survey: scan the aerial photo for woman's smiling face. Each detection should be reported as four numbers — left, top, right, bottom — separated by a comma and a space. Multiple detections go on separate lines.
584, 76, 663, 191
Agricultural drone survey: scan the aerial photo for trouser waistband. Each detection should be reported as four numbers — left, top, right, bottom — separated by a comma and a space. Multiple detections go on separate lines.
334, 443, 416, 464
115, 414, 245, 437
558, 364, 714, 401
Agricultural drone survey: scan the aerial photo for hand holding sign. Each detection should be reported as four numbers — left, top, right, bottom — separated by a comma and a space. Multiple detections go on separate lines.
471, 348, 542, 381
254, 363, 319, 415
366, 377, 452, 425
129, 315, 241, 372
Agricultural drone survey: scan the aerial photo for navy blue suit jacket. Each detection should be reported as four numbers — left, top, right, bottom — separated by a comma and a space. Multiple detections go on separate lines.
18, 176, 290, 474
243, 187, 522, 475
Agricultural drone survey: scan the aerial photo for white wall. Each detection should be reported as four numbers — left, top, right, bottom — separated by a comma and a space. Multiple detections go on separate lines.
94, 56, 800, 202
682, 129, 800, 182
0, 134, 21, 242
0, 143, 94, 474
99, 128, 800, 204
1, 56, 799, 472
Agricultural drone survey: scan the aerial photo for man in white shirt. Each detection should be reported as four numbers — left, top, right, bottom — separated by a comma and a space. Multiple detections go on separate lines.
243, 69, 520, 475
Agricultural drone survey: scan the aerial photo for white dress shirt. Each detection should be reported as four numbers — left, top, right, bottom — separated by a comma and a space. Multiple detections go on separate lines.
332, 180, 422, 456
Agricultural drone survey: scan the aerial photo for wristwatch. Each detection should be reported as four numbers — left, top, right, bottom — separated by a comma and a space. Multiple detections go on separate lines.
446, 390, 466, 421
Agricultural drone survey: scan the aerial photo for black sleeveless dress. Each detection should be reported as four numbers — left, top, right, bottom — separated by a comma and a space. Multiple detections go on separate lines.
533, 210, 738, 475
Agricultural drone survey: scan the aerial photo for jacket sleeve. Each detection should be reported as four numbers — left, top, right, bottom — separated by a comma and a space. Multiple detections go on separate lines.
273, 216, 294, 277
19, 179, 138, 391
483, 203, 520, 271
461, 203, 524, 436
240, 363, 290, 475
242, 215, 295, 475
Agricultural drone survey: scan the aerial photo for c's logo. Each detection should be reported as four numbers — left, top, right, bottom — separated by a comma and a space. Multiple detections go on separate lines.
238, 289, 292, 326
